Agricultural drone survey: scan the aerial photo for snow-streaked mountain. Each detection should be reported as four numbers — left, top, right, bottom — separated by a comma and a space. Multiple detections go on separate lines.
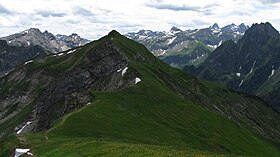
0, 39, 50, 76
125, 23, 249, 68
184, 22, 280, 112
0, 28, 90, 53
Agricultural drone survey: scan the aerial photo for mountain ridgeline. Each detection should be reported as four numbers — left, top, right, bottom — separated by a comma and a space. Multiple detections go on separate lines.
126, 23, 249, 68
1, 30, 280, 156
0, 28, 90, 53
185, 22, 280, 112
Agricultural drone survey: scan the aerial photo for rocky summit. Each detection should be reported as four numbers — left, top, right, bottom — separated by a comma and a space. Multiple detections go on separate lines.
0, 28, 90, 53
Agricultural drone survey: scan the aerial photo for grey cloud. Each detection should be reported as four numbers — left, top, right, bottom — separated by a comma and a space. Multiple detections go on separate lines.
170, 19, 210, 28
66, 19, 80, 24
258, 0, 280, 4
36, 11, 67, 17
0, 4, 11, 14
146, 3, 200, 11
192, 19, 211, 26
73, 7, 94, 16
114, 23, 143, 28
146, 2, 218, 12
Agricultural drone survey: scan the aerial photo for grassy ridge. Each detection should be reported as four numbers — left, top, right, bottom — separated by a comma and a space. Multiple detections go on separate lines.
38, 47, 280, 156
1, 31, 280, 156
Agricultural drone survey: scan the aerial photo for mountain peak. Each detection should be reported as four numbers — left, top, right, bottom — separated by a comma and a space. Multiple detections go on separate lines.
170, 26, 182, 33
244, 22, 280, 39
239, 23, 246, 27
70, 33, 79, 36
108, 30, 121, 37
27, 28, 41, 34
211, 23, 220, 29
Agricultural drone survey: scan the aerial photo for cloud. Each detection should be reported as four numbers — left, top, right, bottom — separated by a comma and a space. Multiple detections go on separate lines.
0, 0, 280, 40
146, 3, 201, 11
36, 11, 67, 17
73, 7, 94, 16
258, 0, 280, 4
145, 1, 219, 12
0, 4, 11, 14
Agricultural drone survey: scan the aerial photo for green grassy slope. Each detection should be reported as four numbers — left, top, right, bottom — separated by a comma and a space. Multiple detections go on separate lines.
1, 31, 280, 157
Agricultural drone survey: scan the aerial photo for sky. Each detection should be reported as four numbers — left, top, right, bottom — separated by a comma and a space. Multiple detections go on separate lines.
0, 0, 280, 40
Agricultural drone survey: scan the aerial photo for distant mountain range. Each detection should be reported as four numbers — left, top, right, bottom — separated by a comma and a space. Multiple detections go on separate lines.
184, 22, 280, 112
0, 28, 90, 53
0, 28, 89, 75
126, 23, 249, 68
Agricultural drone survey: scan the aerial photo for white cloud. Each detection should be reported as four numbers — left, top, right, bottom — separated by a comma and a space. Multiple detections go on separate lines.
0, 0, 279, 40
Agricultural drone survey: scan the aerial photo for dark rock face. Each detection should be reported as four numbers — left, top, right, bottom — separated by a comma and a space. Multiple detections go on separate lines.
0, 40, 49, 75
21, 41, 137, 131
184, 22, 280, 112
237, 22, 280, 71
0, 32, 141, 137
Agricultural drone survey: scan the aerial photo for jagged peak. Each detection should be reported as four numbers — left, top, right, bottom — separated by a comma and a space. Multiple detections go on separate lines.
70, 33, 79, 36
211, 23, 220, 29
245, 22, 279, 37
239, 23, 247, 27
170, 26, 182, 32
27, 28, 42, 33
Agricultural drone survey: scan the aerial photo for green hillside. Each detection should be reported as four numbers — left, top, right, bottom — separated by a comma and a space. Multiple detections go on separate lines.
1, 30, 280, 157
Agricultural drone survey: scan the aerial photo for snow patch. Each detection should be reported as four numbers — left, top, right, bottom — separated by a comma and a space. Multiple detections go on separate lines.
139, 35, 147, 39
14, 148, 33, 157
17, 121, 32, 134
21, 30, 29, 34
24, 60, 34, 65
218, 40, 222, 47
135, 77, 141, 84
67, 49, 76, 54
269, 69, 275, 79
27, 41, 30, 46
167, 37, 177, 45
212, 29, 221, 33
159, 50, 166, 56
238, 80, 244, 88
247, 60, 256, 75
236, 73, 241, 77
57, 53, 64, 56
207, 44, 218, 49
122, 67, 128, 76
